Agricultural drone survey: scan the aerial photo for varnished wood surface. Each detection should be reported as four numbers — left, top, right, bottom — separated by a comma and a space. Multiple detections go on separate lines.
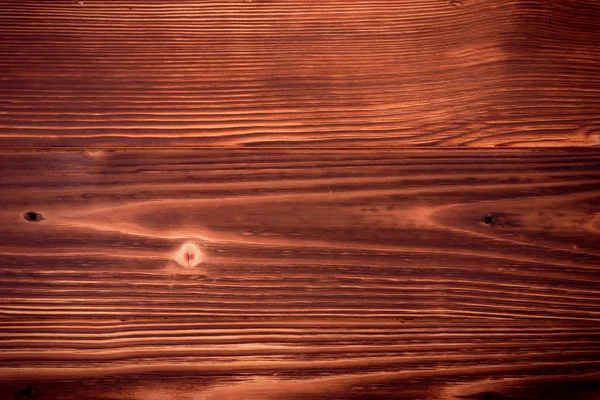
1, 0, 600, 147
0, 149, 598, 399
3, 1, 600, 397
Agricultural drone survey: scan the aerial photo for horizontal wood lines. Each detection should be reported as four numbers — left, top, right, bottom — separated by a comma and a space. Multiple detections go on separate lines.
0, 319, 599, 399
2, 1, 600, 398
1, 0, 599, 147
0, 150, 598, 398
0, 320, 597, 369
0, 148, 598, 323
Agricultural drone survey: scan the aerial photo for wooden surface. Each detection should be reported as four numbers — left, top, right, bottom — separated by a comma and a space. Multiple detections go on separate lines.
1, 0, 600, 147
2, 1, 600, 398
0, 149, 598, 399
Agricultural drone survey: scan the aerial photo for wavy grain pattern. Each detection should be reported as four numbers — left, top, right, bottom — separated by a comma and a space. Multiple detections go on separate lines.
0, 149, 598, 399
1, 0, 599, 147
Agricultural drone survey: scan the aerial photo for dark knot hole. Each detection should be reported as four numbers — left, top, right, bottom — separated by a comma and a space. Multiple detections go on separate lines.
23, 212, 44, 222
483, 213, 497, 226
14, 385, 35, 399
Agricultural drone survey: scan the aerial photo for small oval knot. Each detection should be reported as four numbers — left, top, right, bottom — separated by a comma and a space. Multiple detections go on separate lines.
482, 213, 497, 226
175, 243, 203, 268
14, 385, 36, 399
23, 211, 44, 222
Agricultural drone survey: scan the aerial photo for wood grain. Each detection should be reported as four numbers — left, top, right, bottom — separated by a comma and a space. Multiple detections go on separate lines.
0, 149, 598, 399
1, 0, 599, 147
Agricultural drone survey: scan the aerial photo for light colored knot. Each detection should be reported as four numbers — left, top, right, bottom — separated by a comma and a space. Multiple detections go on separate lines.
175, 243, 203, 268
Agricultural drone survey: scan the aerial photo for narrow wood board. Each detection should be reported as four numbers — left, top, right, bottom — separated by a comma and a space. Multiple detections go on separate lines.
0, 149, 598, 399
1, 0, 599, 147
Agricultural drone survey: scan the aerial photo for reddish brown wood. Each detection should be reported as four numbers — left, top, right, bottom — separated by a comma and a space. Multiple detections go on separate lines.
0, 1, 599, 147
0, 149, 598, 399
1, 1, 599, 398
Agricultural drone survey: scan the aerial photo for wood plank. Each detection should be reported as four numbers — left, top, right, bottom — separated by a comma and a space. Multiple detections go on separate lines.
1, 1, 599, 147
0, 148, 598, 399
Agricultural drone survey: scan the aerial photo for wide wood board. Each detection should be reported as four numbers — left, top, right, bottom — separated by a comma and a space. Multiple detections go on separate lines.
0, 149, 598, 399
1, 0, 599, 147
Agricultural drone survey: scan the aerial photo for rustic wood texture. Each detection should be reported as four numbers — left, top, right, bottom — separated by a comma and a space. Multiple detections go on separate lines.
0, 149, 598, 399
1, 0, 599, 147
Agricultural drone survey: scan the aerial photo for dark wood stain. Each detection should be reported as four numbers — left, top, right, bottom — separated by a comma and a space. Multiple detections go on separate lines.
0, 149, 598, 399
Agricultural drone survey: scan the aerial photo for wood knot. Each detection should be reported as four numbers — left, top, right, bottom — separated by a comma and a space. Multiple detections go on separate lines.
175, 243, 203, 268
14, 386, 36, 399
23, 211, 44, 222
482, 213, 498, 226
456, 392, 510, 400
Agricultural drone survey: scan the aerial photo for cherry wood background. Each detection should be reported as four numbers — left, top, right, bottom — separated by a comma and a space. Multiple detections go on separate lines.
0, 1, 599, 400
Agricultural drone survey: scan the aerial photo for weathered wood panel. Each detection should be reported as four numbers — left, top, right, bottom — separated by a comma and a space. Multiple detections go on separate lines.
1, 1, 599, 147
0, 149, 598, 399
